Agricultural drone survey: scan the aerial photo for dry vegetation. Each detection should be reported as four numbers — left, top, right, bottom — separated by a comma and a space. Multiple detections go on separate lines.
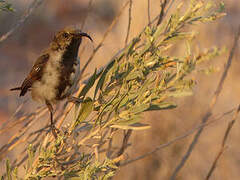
0, 0, 240, 179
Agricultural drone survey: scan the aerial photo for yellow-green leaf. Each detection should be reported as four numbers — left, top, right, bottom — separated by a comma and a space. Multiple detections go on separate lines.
73, 97, 94, 128
146, 102, 177, 111
111, 123, 151, 130
80, 69, 101, 98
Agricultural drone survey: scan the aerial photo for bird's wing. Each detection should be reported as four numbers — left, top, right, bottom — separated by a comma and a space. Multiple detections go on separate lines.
19, 53, 49, 96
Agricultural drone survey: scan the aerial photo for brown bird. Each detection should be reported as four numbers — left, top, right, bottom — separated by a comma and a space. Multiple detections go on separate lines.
11, 27, 92, 138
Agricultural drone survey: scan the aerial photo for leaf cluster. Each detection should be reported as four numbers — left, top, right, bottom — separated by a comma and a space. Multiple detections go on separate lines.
0, 0, 14, 12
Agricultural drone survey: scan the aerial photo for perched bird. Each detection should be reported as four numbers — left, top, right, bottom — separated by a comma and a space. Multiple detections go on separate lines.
11, 27, 93, 137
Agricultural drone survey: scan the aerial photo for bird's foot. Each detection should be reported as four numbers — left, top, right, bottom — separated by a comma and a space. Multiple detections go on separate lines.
68, 96, 84, 104
51, 124, 60, 139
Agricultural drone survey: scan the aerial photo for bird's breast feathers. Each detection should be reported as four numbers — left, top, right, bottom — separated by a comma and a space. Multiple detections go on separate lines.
31, 51, 78, 103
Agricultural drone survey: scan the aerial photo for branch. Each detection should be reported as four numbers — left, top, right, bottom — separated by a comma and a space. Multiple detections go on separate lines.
147, 0, 151, 24
0, 0, 44, 44
115, 130, 132, 166
170, 25, 240, 180
120, 107, 236, 166
157, 0, 168, 26
124, 0, 133, 46
205, 105, 240, 180
80, 0, 94, 30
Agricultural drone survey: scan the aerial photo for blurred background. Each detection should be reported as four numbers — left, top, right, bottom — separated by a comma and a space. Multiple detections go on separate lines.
0, 0, 240, 179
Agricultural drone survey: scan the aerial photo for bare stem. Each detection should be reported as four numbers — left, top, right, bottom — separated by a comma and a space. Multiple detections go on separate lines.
205, 105, 240, 180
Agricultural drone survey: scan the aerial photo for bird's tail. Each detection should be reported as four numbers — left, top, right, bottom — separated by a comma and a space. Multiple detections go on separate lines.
10, 87, 21, 91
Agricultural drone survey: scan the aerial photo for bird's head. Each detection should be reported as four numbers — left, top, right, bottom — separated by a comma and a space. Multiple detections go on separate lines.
51, 27, 93, 50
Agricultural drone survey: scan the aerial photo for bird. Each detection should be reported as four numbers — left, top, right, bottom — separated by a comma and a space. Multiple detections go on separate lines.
10, 27, 93, 138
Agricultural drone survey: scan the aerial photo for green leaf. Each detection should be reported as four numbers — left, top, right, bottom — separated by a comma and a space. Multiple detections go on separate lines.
73, 97, 94, 128
125, 37, 141, 57
146, 102, 177, 111
218, 2, 225, 12
27, 144, 34, 171
168, 90, 193, 97
12, 168, 18, 180
111, 123, 151, 130
79, 69, 101, 98
6, 159, 11, 180
101, 171, 115, 180
129, 104, 150, 114
0, 1, 14, 12
112, 113, 142, 126
125, 70, 143, 81
94, 59, 116, 100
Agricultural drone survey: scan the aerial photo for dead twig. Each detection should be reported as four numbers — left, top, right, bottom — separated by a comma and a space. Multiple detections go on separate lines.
0, 108, 47, 160
124, 0, 133, 46
205, 105, 240, 180
157, 0, 168, 26
170, 25, 240, 180
0, 106, 45, 135
121, 107, 236, 167
115, 130, 132, 166
106, 128, 117, 158
147, 0, 151, 24
80, 0, 94, 30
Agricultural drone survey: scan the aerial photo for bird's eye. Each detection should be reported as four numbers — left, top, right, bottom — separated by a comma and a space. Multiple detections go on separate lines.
63, 32, 69, 38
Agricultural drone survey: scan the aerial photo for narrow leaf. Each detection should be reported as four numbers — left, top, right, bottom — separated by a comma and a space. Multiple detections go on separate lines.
94, 59, 116, 99
6, 159, 11, 180
27, 144, 34, 171
129, 104, 150, 114
79, 69, 101, 98
168, 90, 193, 97
111, 123, 151, 130
125, 37, 141, 57
74, 97, 94, 128
146, 102, 177, 111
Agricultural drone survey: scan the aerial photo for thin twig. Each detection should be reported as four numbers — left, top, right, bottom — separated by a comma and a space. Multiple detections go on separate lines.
205, 105, 240, 180
80, 0, 94, 30
170, 25, 240, 180
8, 99, 28, 122
115, 130, 132, 165
124, 0, 133, 46
79, 0, 130, 81
0, 0, 44, 44
121, 107, 236, 166
0, 108, 47, 160
117, 130, 132, 157
157, 0, 168, 26
0, 106, 45, 135
147, 0, 151, 25
164, 0, 175, 18
106, 128, 116, 158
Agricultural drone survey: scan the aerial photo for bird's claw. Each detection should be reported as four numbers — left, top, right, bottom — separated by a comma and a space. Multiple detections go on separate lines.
68, 96, 83, 104
51, 125, 60, 139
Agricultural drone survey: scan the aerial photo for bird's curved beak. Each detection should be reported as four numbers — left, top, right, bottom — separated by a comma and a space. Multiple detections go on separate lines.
74, 31, 93, 42
79, 32, 93, 42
